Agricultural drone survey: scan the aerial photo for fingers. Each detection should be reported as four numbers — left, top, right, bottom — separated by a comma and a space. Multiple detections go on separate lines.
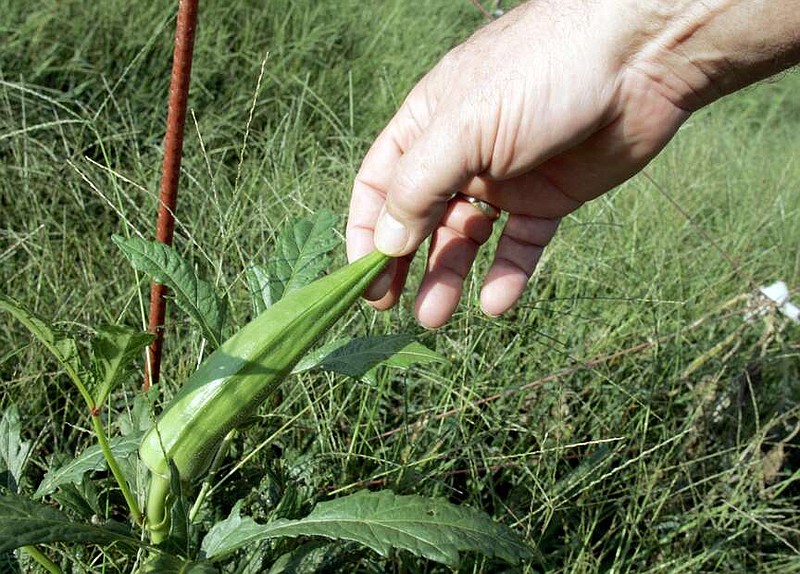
364, 255, 412, 310
356, 191, 499, 325
347, 102, 427, 305
347, 78, 485, 309
480, 215, 560, 317
470, 90, 685, 317
372, 113, 482, 258
347, 102, 497, 322
412, 203, 559, 326
414, 198, 496, 328
346, 124, 406, 263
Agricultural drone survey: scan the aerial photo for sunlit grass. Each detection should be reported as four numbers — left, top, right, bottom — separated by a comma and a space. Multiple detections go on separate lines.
1, 0, 798, 571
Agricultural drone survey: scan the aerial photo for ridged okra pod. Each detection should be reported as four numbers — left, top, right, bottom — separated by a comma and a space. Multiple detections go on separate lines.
140, 251, 389, 537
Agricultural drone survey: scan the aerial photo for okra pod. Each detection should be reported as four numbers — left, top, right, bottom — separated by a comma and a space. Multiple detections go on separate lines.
139, 251, 389, 483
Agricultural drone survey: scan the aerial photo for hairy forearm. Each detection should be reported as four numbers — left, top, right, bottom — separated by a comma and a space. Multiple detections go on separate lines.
620, 0, 800, 110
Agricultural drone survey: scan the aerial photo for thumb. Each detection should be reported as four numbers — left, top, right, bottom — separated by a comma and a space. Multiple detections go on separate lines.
374, 115, 481, 257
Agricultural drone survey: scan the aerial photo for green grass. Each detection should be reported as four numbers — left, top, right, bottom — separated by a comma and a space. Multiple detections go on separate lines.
1, 0, 799, 571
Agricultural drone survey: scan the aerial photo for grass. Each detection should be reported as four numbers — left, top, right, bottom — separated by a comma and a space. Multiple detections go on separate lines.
1, 0, 799, 571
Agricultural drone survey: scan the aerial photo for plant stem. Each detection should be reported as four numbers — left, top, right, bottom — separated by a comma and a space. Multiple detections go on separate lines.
145, 474, 172, 544
22, 545, 61, 574
91, 414, 142, 524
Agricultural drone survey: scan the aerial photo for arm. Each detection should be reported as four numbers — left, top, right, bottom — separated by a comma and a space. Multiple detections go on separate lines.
629, 0, 800, 109
346, 0, 800, 328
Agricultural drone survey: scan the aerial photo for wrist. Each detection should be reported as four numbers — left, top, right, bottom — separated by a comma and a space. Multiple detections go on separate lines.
619, 0, 800, 110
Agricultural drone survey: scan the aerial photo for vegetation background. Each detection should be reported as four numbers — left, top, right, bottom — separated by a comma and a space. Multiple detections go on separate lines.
1, 0, 798, 571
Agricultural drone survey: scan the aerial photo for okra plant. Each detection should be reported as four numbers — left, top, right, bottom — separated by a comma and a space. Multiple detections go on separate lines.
0, 212, 533, 572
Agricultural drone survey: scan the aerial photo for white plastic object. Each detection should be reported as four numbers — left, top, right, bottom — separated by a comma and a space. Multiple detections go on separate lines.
756, 281, 800, 324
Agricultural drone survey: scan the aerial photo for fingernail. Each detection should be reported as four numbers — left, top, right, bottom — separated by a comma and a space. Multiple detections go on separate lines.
374, 211, 408, 256
363, 269, 393, 301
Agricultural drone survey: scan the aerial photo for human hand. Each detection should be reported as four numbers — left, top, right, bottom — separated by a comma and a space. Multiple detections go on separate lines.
346, 0, 689, 328
346, 0, 799, 328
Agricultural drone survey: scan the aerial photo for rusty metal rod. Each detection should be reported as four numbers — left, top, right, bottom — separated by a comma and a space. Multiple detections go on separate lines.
145, 0, 200, 391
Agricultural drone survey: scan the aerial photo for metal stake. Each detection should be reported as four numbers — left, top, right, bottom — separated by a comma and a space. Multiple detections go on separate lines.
145, 0, 199, 390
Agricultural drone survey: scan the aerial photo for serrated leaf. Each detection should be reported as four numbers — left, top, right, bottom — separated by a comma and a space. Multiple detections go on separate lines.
293, 335, 446, 384
0, 493, 140, 552
266, 211, 339, 302
0, 295, 86, 395
201, 490, 532, 567
201, 499, 246, 555
0, 407, 30, 493
51, 478, 101, 520
91, 325, 154, 406
112, 235, 226, 348
245, 264, 273, 315
34, 433, 142, 499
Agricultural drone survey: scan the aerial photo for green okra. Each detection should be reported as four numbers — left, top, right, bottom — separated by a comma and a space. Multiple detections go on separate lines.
139, 250, 389, 484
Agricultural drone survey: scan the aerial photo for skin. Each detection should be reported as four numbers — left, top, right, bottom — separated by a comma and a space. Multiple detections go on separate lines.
346, 0, 800, 329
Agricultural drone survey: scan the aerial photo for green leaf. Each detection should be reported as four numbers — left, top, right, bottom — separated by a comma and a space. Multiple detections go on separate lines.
54, 338, 83, 378
112, 235, 226, 348
33, 433, 142, 499
0, 295, 89, 403
164, 460, 191, 557
266, 211, 340, 302
0, 493, 140, 552
245, 264, 273, 315
51, 478, 101, 520
293, 335, 446, 384
201, 490, 533, 567
91, 325, 154, 406
0, 406, 31, 493
268, 540, 360, 574
118, 391, 157, 436
143, 554, 219, 574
